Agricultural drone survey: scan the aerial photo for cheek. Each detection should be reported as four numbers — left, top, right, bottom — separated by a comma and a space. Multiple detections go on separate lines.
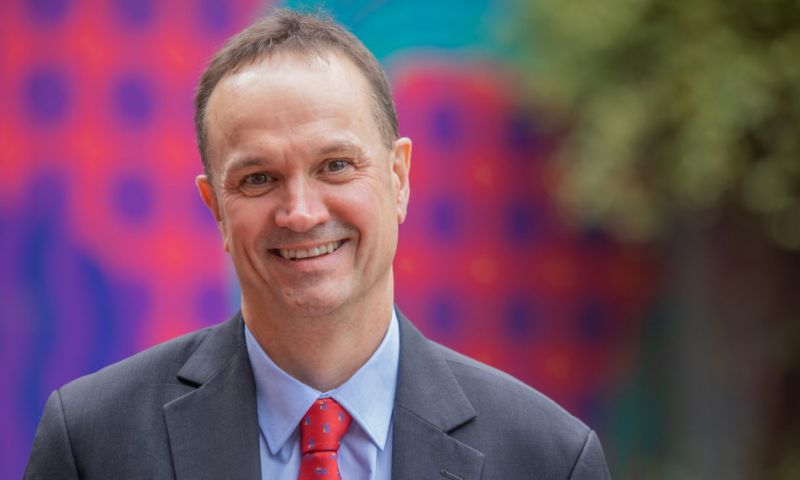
346, 185, 399, 254
331, 180, 395, 229
222, 197, 274, 247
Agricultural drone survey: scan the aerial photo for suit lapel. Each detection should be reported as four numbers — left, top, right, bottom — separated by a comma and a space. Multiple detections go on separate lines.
160, 310, 485, 479
163, 313, 261, 480
392, 312, 485, 480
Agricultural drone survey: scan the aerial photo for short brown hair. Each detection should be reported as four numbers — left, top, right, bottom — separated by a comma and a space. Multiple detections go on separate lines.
194, 8, 399, 177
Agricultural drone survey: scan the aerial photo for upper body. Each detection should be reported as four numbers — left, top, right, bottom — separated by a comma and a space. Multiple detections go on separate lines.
25, 309, 609, 480
26, 8, 611, 480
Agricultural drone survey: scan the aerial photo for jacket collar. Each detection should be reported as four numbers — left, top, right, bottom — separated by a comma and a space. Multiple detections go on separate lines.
162, 309, 486, 480
164, 312, 261, 480
392, 310, 485, 480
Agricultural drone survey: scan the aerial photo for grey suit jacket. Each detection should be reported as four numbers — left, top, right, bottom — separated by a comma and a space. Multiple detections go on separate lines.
25, 311, 610, 479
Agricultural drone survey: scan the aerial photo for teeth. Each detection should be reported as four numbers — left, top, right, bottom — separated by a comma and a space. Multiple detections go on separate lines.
279, 241, 343, 260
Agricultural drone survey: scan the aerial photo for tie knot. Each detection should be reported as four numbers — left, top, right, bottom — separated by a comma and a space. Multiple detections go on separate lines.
300, 398, 352, 455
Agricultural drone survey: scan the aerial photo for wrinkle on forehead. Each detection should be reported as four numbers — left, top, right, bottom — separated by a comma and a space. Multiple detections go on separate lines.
209, 50, 372, 124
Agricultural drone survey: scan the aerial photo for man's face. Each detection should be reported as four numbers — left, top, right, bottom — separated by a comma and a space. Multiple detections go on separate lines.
197, 52, 411, 317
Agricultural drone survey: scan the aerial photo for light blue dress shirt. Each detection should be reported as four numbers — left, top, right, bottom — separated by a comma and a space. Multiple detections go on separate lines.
244, 310, 399, 480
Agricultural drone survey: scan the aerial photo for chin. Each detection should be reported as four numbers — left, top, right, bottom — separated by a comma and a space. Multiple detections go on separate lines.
281, 288, 349, 317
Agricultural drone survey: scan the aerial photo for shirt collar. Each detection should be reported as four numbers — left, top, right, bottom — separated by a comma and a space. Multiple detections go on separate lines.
244, 309, 400, 456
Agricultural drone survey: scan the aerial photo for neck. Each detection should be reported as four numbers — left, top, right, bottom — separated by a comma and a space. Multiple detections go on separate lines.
242, 281, 394, 392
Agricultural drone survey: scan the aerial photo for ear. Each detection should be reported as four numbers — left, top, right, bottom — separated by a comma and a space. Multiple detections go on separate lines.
390, 137, 412, 224
196, 174, 229, 252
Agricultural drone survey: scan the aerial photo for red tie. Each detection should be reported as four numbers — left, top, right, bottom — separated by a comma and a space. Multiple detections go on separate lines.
298, 398, 352, 480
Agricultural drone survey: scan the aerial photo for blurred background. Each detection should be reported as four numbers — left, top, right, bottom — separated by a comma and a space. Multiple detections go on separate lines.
1, 0, 798, 478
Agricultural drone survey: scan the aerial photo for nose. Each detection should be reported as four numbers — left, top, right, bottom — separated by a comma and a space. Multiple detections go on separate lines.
274, 177, 330, 232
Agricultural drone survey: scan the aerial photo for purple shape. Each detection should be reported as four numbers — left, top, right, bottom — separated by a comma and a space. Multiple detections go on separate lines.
504, 296, 537, 339
10, 172, 138, 456
579, 226, 612, 250
24, 67, 71, 125
578, 300, 610, 341
429, 292, 460, 338
505, 200, 542, 243
115, 0, 155, 28
506, 110, 539, 155
195, 282, 227, 326
199, 0, 232, 34
428, 196, 461, 239
25, 0, 72, 25
28, 168, 68, 220
430, 102, 463, 147
113, 75, 155, 125
113, 175, 154, 223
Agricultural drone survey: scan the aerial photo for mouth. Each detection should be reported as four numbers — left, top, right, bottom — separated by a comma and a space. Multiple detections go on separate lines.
271, 240, 345, 261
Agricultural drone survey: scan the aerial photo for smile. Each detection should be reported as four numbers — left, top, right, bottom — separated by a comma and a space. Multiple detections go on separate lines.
276, 240, 344, 261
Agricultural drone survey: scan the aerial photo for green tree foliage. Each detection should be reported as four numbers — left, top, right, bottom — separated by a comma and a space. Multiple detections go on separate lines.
516, 0, 800, 248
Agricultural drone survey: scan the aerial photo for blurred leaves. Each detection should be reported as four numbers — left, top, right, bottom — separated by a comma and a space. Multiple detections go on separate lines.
514, 0, 800, 248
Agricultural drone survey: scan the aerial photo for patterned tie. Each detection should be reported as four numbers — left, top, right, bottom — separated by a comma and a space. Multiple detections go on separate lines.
298, 398, 352, 480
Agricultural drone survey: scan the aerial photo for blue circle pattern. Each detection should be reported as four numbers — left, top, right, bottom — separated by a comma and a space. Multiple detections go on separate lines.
195, 283, 228, 327
25, 67, 70, 125
506, 200, 540, 243
113, 75, 155, 125
506, 111, 538, 156
431, 102, 463, 147
199, 0, 233, 34
429, 197, 461, 239
113, 175, 153, 223
26, 0, 72, 25
505, 297, 536, 338
578, 300, 609, 341
429, 293, 460, 338
115, 0, 155, 28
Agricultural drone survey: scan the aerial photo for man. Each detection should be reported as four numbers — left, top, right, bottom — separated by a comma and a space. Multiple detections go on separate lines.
26, 9, 610, 480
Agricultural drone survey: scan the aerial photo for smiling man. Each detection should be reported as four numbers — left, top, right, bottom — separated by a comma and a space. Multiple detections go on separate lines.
196, 45, 409, 395
25, 9, 610, 480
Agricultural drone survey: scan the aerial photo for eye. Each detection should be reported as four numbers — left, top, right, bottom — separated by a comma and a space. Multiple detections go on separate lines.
325, 159, 350, 173
243, 172, 271, 185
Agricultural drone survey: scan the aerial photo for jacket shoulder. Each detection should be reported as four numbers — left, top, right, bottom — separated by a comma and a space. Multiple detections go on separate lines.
433, 341, 601, 476
27, 324, 222, 479
439, 342, 589, 433
60, 324, 214, 400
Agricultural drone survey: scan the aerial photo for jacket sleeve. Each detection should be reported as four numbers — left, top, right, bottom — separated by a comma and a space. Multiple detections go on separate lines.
568, 430, 612, 480
24, 390, 80, 480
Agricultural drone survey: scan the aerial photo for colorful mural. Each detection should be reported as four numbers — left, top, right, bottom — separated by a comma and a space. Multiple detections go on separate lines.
0, 1, 657, 477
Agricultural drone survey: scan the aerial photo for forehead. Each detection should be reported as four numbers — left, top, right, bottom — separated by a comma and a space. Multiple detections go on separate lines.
205, 51, 378, 163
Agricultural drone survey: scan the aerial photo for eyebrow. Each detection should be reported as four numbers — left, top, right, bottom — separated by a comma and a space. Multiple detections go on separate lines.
225, 156, 266, 175
223, 139, 368, 176
317, 139, 366, 157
